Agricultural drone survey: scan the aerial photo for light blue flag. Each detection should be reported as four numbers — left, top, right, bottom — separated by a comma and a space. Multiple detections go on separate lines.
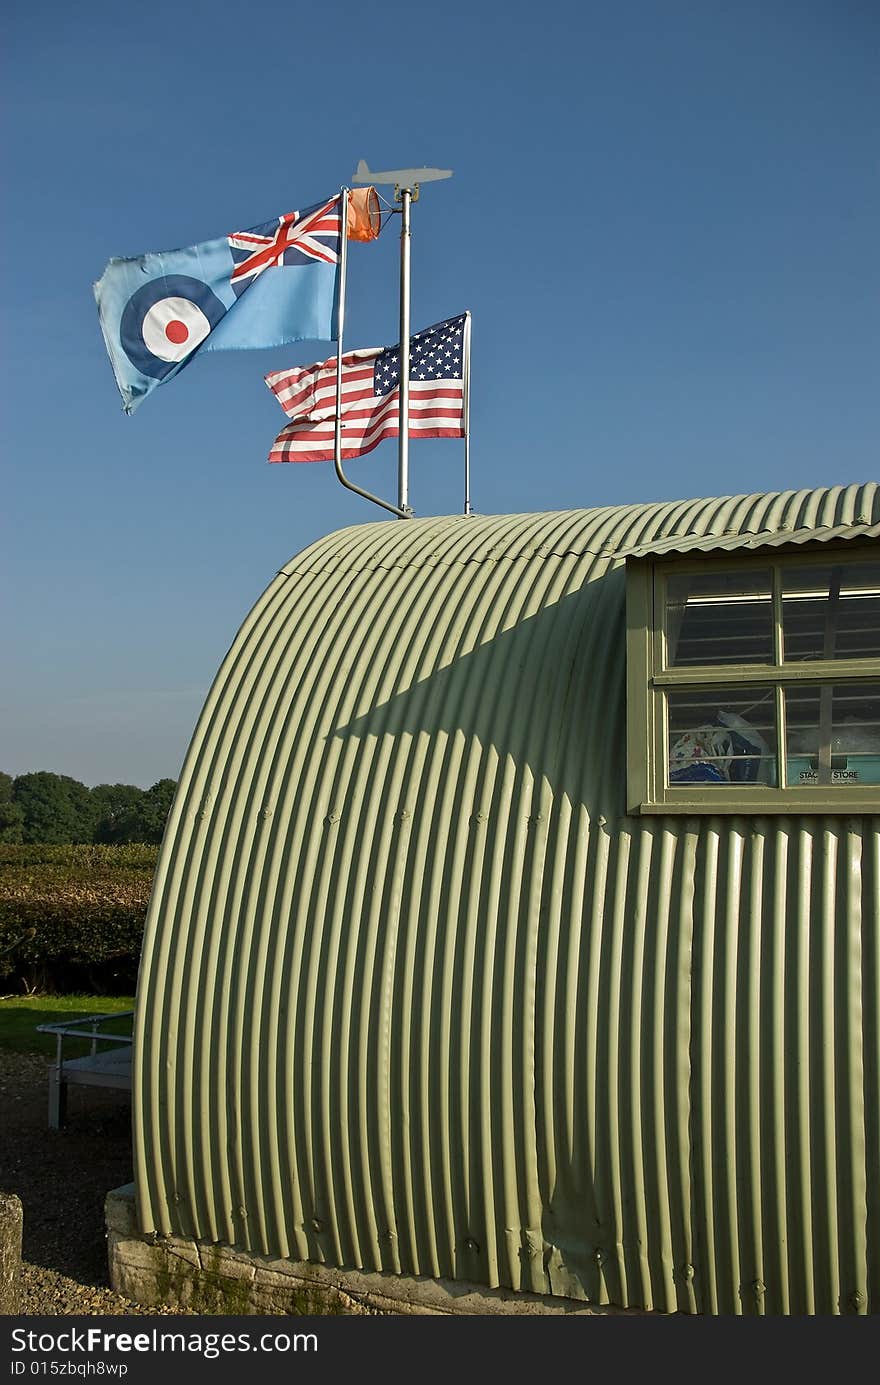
93, 195, 342, 414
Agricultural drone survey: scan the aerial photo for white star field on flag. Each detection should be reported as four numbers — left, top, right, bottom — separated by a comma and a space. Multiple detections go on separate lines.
374, 317, 465, 394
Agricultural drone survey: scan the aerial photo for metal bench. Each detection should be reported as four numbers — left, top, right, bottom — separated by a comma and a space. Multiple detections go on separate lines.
36, 1012, 134, 1130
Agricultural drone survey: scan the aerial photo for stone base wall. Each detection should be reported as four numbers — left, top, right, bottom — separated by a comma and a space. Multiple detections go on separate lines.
0, 1192, 23, 1315
106, 1185, 631, 1316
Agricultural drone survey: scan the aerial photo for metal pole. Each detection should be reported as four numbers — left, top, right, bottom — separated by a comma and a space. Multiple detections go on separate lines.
333, 188, 409, 519
333, 188, 347, 480
398, 187, 412, 516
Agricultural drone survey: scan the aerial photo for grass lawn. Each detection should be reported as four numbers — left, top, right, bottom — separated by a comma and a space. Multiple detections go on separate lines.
0, 995, 135, 1057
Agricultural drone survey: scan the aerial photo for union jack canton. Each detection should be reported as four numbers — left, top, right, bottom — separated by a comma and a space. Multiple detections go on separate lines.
228, 196, 341, 297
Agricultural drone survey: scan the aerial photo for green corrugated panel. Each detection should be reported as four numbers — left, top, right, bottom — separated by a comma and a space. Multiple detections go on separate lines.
133, 481, 880, 1314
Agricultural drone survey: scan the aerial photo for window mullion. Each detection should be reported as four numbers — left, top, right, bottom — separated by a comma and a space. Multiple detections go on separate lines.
773, 566, 785, 787
655, 664, 780, 686
817, 568, 842, 786
772, 564, 784, 666
776, 685, 787, 788
654, 658, 877, 687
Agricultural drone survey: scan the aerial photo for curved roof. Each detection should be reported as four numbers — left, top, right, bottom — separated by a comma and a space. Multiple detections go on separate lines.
275, 479, 879, 577
134, 480, 879, 1314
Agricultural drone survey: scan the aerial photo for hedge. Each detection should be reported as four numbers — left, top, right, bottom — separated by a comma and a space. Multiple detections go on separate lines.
0, 844, 158, 993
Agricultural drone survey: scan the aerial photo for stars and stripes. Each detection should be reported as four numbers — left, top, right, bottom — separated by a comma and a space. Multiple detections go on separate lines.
265, 314, 468, 463
228, 196, 341, 297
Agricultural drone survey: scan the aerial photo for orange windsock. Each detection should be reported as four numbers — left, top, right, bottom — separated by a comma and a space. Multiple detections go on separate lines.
347, 186, 381, 241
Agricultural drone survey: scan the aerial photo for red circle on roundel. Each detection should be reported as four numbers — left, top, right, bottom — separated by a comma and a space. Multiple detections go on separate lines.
141, 295, 212, 364
165, 320, 189, 345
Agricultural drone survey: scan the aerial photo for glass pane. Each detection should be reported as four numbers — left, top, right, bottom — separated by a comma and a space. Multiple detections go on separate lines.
785, 683, 880, 786
667, 687, 777, 786
665, 569, 773, 667
782, 561, 880, 661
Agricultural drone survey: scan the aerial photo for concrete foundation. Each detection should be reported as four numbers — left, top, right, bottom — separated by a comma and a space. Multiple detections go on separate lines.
106, 1185, 630, 1316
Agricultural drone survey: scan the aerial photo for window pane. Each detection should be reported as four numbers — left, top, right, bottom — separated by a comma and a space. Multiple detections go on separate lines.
665, 569, 773, 667
667, 687, 777, 786
782, 561, 880, 661
785, 682, 880, 785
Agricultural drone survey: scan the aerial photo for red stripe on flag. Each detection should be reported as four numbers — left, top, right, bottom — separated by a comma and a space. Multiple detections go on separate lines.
268, 382, 464, 463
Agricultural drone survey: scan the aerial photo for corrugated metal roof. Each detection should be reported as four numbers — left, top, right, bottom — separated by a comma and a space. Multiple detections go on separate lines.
623, 518, 880, 561
133, 480, 880, 1315
278, 482, 880, 576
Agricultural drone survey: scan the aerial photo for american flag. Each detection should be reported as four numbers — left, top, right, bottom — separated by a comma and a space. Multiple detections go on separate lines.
228, 197, 341, 298
265, 313, 468, 463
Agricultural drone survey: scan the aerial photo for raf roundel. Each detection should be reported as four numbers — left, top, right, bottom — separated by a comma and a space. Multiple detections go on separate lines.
142, 297, 212, 362
120, 274, 227, 380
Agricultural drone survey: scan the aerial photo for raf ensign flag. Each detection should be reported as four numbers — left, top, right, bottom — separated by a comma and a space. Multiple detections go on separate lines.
94, 196, 342, 414
265, 313, 468, 462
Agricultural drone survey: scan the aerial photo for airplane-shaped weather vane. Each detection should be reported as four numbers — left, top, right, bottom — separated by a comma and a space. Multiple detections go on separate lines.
352, 158, 453, 202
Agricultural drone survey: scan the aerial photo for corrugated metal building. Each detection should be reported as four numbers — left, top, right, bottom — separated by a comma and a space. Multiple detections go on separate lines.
133, 481, 880, 1314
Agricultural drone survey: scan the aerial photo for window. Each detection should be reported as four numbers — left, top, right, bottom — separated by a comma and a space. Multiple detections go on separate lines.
626, 546, 880, 813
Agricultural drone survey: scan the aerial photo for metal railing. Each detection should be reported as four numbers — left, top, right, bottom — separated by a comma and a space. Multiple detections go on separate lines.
36, 1012, 134, 1129
36, 1011, 134, 1066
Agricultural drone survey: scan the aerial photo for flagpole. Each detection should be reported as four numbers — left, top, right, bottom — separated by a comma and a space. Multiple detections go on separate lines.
333, 187, 409, 520
397, 186, 413, 517
333, 188, 347, 494
463, 310, 472, 516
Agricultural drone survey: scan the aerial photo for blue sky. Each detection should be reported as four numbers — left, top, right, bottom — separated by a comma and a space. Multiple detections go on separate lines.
2, 1, 877, 788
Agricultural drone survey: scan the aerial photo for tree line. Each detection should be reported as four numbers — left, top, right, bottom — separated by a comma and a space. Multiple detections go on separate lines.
0, 771, 176, 845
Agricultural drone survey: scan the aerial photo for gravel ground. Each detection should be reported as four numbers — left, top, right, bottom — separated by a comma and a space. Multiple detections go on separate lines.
0, 1049, 190, 1315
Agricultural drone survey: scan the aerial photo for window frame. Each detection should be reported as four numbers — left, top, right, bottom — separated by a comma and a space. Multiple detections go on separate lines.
626, 542, 880, 814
